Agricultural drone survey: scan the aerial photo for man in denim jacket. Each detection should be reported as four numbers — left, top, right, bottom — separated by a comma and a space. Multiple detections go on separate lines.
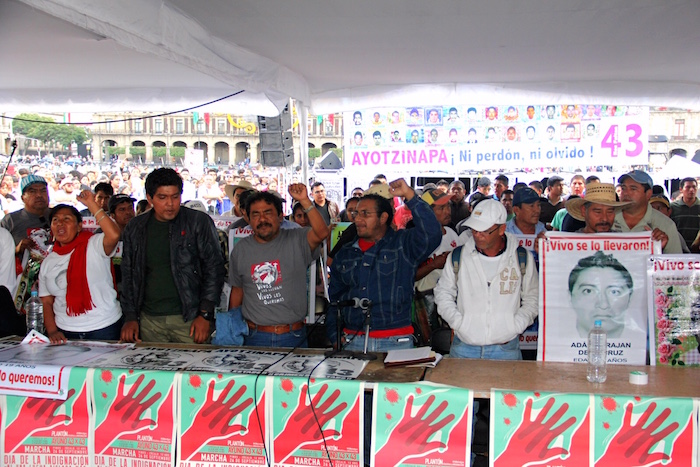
327, 178, 442, 352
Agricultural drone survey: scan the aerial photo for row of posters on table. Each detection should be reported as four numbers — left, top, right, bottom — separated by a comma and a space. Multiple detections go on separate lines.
1, 366, 698, 467
0, 340, 367, 400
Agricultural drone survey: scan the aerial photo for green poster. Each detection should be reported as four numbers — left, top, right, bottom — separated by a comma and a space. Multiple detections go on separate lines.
177, 372, 267, 467
270, 376, 364, 467
371, 382, 472, 467
90, 368, 176, 467
491, 389, 591, 466
593, 394, 696, 466
3, 367, 90, 467
331, 222, 352, 250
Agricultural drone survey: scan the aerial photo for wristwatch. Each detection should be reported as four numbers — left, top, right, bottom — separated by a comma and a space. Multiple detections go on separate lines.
303, 204, 315, 213
197, 310, 215, 321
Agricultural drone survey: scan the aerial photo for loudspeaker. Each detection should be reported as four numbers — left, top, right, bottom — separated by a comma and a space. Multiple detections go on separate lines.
316, 150, 343, 170
258, 107, 293, 167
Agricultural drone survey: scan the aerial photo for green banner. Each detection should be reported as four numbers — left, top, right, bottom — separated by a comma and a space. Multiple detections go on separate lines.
491, 389, 590, 466
270, 376, 364, 467
3, 367, 90, 467
371, 382, 472, 466
593, 394, 696, 466
177, 372, 267, 466
90, 368, 176, 467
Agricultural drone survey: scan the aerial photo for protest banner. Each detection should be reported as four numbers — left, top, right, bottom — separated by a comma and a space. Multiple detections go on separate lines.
270, 376, 364, 467
491, 389, 590, 466
538, 232, 657, 365
371, 382, 472, 467
0, 342, 126, 400
90, 369, 177, 467
344, 105, 648, 174
177, 373, 267, 467
2, 367, 91, 467
592, 394, 697, 466
648, 255, 700, 367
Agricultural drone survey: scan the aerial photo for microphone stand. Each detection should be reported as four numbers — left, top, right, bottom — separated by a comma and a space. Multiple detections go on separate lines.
354, 301, 377, 361
324, 302, 353, 358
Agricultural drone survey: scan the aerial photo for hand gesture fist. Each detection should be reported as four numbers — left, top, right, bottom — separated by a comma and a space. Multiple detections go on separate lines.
288, 183, 310, 203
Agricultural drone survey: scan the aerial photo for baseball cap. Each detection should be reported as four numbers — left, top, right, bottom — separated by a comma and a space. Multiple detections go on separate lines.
618, 170, 653, 189
224, 180, 255, 201
547, 175, 564, 187
463, 199, 507, 232
363, 184, 392, 199
477, 176, 491, 188
21, 174, 47, 193
108, 194, 136, 213
183, 199, 208, 212
421, 189, 452, 206
513, 187, 541, 206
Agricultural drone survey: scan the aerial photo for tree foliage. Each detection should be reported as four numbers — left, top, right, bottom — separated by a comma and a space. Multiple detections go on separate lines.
12, 113, 89, 147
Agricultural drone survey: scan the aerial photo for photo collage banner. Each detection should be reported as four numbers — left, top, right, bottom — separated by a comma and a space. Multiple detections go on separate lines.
343, 105, 649, 174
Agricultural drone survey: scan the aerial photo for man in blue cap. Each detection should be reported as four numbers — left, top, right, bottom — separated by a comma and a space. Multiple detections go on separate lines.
612, 170, 682, 253
0, 174, 51, 255
506, 187, 546, 237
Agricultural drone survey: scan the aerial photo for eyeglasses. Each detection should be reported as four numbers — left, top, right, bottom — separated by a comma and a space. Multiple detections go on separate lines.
472, 225, 500, 236
352, 210, 379, 219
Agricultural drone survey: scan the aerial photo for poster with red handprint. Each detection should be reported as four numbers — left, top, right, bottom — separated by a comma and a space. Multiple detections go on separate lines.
2, 366, 91, 467
371, 382, 472, 467
594, 394, 697, 466
177, 372, 267, 467
270, 376, 364, 467
491, 389, 591, 467
90, 368, 176, 467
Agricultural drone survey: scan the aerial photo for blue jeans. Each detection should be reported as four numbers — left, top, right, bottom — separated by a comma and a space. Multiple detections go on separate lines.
342, 332, 414, 352
449, 336, 522, 360
61, 317, 123, 341
244, 326, 308, 348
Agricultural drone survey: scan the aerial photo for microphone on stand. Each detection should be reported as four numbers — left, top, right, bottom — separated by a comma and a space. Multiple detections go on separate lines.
333, 298, 372, 309
325, 298, 371, 357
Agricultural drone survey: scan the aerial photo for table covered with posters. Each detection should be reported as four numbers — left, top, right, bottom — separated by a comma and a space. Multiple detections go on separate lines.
0, 339, 697, 467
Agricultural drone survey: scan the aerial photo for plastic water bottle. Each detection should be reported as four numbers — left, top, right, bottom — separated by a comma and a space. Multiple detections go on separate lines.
587, 320, 607, 383
26, 290, 44, 334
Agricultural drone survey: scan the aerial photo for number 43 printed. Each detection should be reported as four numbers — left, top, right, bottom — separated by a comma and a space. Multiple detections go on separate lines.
601, 123, 644, 158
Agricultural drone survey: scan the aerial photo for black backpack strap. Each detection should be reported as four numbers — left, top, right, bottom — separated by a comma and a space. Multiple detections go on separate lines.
451, 245, 463, 275
516, 245, 528, 277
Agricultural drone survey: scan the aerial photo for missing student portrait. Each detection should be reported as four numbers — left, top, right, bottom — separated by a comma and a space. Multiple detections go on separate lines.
538, 233, 654, 364
568, 251, 633, 338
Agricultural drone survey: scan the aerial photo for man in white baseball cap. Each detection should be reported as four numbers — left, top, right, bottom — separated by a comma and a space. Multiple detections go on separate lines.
435, 199, 538, 360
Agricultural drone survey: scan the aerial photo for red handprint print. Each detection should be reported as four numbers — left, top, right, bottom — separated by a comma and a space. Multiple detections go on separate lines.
374, 394, 456, 466
494, 397, 577, 466
596, 402, 679, 467
180, 378, 254, 456
5, 388, 76, 453
273, 383, 348, 464
94, 373, 162, 454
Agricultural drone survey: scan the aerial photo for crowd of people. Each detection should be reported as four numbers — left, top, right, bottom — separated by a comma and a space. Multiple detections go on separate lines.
0, 162, 697, 360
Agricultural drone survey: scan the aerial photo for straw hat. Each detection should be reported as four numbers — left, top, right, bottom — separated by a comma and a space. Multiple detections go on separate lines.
224, 180, 254, 201
565, 183, 631, 221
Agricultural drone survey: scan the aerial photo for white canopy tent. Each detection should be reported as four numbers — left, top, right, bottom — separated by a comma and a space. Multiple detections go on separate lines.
652, 155, 700, 183
2, 0, 700, 115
